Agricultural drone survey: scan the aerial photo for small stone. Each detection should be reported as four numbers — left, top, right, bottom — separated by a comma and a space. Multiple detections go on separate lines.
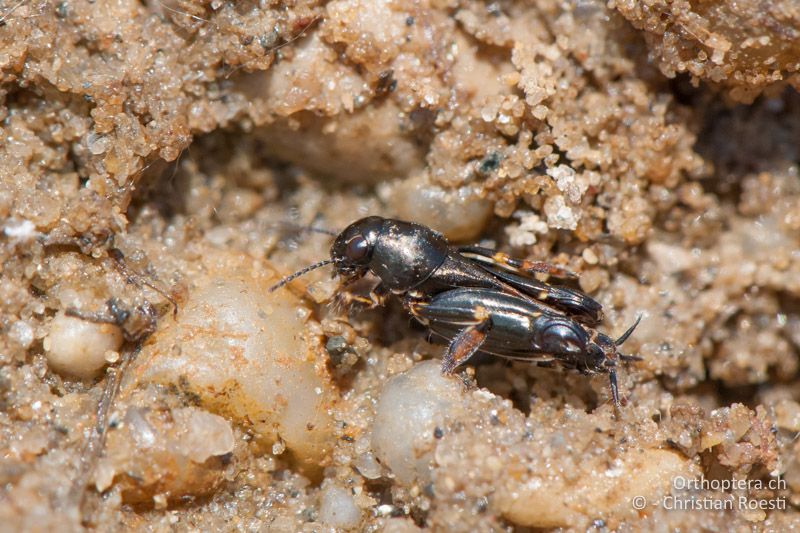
153, 493, 168, 510
354, 452, 383, 479
9, 320, 34, 348
44, 311, 123, 379
175, 408, 235, 464
371, 361, 464, 484
582, 248, 598, 265
319, 484, 362, 530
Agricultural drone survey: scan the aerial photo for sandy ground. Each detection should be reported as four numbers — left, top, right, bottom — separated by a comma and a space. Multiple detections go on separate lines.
1, 0, 800, 530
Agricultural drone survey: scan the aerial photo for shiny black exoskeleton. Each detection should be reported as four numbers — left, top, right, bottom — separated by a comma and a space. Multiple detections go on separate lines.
328, 217, 604, 323
329, 216, 450, 291
408, 287, 641, 406
270, 216, 641, 407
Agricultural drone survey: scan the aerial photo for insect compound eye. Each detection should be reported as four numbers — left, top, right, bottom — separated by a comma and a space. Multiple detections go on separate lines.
540, 321, 586, 354
345, 235, 370, 262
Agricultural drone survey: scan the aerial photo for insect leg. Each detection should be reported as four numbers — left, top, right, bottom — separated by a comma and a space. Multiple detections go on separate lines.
107, 248, 179, 317
335, 281, 389, 310
458, 245, 577, 279
367, 283, 390, 308
334, 291, 370, 310
66, 298, 130, 327
471, 263, 604, 325
609, 369, 621, 408
441, 314, 493, 374
65, 299, 157, 342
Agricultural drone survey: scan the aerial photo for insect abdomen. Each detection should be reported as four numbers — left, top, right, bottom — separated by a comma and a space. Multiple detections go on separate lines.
410, 288, 552, 357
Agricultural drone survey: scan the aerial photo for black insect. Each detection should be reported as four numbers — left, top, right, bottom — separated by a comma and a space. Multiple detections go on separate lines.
269, 216, 642, 407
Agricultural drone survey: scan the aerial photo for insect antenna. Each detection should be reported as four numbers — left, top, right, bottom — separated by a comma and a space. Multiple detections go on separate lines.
268, 220, 339, 237
282, 222, 338, 237
107, 248, 179, 318
614, 314, 642, 346
268, 259, 334, 292
302, 226, 338, 236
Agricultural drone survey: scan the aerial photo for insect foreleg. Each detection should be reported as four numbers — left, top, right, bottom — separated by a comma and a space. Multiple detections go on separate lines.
368, 283, 390, 308
335, 280, 389, 310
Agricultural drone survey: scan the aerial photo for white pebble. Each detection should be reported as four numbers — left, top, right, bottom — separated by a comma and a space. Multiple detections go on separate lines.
44, 311, 123, 379
371, 361, 464, 484
272, 439, 286, 456
97, 405, 235, 503
125, 407, 157, 447
86, 132, 111, 155
388, 174, 493, 241
94, 459, 117, 492
9, 320, 34, 348
544, 195, 579, 230
131, 251, 337, 473
319, 484, 362, 530
354, 452, 383, 479
174, 408, 235, 464
506, 210, 549, 247
3, 218, 37, 241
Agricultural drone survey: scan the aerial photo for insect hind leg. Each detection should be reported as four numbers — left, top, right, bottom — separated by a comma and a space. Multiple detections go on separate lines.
441, 313, 493, 374
458, 245, 577, 279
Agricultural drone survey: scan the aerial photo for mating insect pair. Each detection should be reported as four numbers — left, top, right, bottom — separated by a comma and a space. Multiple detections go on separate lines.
270, 216, 642, 407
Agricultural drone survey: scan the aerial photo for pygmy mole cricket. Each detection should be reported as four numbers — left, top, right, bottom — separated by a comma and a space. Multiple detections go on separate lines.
270, 216, 641, 407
